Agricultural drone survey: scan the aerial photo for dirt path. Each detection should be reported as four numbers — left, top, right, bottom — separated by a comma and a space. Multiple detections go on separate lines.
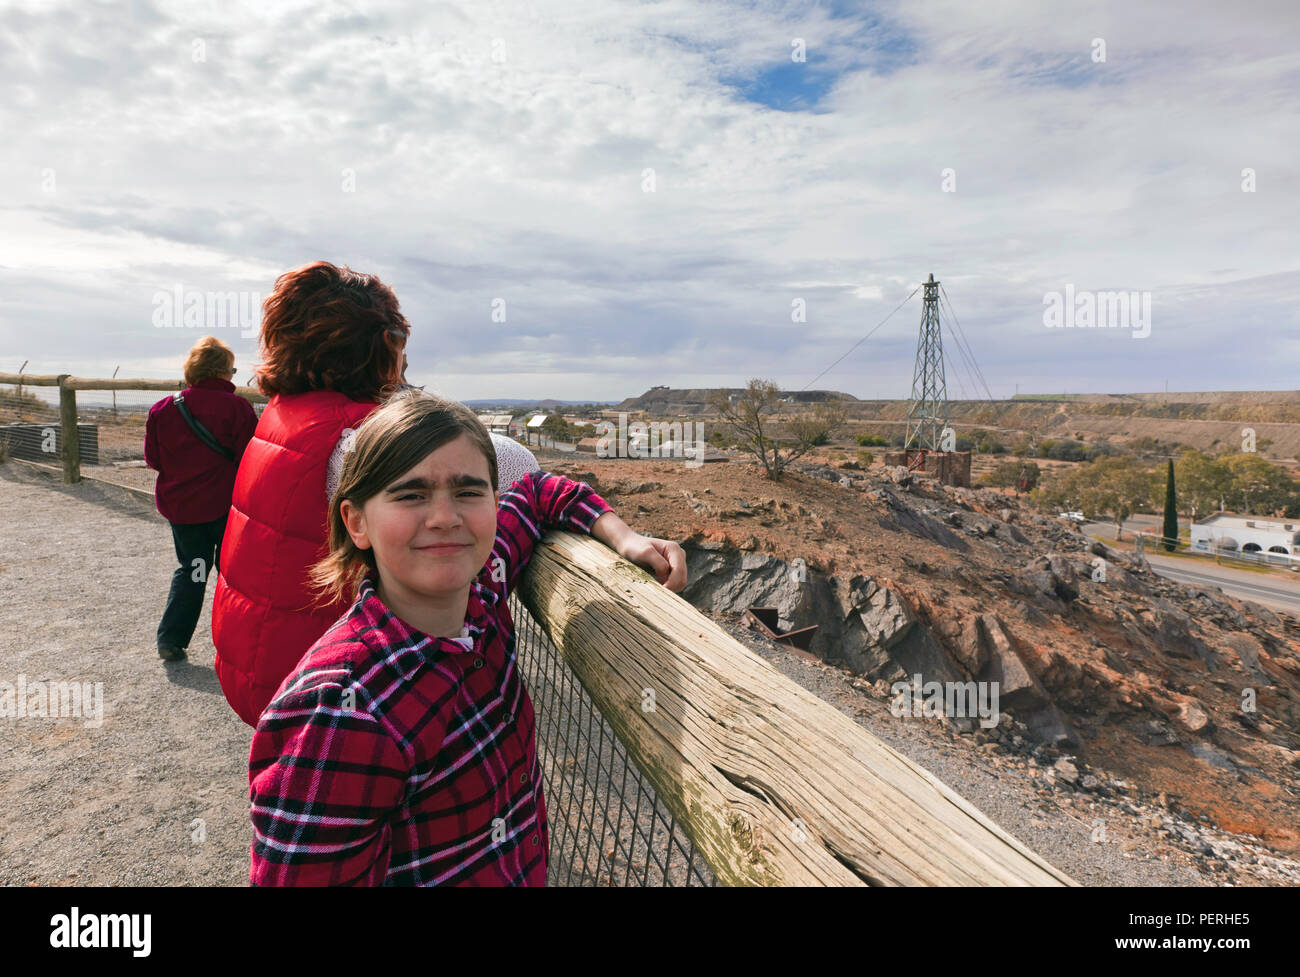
0, 466, 251, 886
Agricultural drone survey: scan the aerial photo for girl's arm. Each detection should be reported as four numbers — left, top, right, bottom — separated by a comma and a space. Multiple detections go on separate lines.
591, 510, 688, 592
249, 681, 405, 886
490, 471, 687, 596
491, 470, 614, 595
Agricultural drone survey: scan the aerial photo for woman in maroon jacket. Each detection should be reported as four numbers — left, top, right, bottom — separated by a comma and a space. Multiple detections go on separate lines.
145, 336, 257, 662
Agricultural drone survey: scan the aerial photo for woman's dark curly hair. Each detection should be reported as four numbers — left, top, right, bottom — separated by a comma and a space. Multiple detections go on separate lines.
255, 261, 410, 398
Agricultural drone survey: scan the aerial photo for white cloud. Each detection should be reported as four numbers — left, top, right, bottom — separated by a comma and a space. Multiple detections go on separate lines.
0, 0, 1297, 402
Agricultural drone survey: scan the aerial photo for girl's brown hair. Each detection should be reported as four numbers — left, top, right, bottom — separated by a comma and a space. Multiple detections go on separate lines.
183, 336, 236, 386
310, 389, 499, 606
255, 261, 410, 398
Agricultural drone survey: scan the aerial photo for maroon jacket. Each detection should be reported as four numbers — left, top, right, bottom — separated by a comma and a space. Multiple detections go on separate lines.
145, 377, 257, 524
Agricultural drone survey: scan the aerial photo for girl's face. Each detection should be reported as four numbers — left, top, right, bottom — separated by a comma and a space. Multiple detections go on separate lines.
342, 433, 498, 601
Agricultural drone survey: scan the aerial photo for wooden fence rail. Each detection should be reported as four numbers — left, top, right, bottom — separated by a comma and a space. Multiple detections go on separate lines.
0, 372, 266, 483
518, 531, 1078, 886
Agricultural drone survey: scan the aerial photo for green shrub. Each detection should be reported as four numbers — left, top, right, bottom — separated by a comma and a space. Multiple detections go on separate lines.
855, 432, 890, 447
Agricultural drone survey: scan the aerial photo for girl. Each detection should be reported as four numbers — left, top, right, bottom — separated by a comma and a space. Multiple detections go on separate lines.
248, 389, 686, 885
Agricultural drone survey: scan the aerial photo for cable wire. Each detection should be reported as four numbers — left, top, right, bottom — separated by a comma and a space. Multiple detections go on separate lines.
940, 285, 995, 401
942, 287, 993, 400
800, 285, 920, 391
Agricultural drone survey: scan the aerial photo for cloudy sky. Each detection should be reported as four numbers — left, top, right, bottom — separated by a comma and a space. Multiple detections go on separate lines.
2, 0, 1298, 405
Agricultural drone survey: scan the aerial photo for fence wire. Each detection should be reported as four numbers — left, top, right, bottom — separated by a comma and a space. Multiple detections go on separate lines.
509, 592, 717, 887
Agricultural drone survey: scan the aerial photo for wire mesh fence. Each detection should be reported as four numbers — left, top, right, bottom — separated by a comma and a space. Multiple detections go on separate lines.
509, 592, 717, 887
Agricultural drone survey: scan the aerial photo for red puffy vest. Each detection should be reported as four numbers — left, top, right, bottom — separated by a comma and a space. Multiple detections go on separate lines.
213, 389, 379, 726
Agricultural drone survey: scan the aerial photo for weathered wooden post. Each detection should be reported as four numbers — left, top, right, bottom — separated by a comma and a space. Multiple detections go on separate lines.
57, 374, 79, 483
520, 533, 1077, 886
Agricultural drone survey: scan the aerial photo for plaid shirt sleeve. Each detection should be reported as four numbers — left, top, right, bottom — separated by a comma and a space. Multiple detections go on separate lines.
491, 470, 613, 597
249, 673, 413, 886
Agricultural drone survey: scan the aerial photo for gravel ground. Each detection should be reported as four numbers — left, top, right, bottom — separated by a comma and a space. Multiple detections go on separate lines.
0, 464, 251, 886
3, 459, 1289, 887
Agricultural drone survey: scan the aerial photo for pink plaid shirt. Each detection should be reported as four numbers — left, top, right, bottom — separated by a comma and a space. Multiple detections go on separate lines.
248, 470, 613, 885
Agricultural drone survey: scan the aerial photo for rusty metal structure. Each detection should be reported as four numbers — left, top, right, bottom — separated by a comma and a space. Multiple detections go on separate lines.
894, 273, 971, 487
904, 273, 949, 453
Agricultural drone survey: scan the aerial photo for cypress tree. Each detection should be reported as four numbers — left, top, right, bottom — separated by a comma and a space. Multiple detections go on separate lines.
1162, 458, 1178, 552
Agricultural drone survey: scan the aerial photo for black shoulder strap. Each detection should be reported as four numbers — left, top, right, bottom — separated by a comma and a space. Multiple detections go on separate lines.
172, 392, 235, 462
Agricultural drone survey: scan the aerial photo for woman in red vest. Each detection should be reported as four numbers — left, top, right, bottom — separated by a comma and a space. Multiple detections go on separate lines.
215, 261, 543, 726
212, 262, 414, 725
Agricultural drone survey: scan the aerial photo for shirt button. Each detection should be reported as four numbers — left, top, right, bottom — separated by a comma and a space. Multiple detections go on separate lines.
474, 657, 484, 668
506, 712, 515, 723
532, 835, 539, 846
519, 772, 527, 785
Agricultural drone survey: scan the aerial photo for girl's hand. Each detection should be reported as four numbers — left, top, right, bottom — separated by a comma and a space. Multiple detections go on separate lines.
617, 534, 688, 592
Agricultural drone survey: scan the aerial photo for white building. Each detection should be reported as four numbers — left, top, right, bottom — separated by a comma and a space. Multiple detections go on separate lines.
1190, 513, 1300, 558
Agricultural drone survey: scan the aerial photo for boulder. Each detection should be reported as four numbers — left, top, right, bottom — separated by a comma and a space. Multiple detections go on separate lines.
951, 615, 989, 677
1088, 540, 1115, 559
834, 576, 967, 687
887, 466, 914, 487
977, 616, 1049, 711
974, 618, 1081, 746
1176, 698, 1212, 734
1020, 553, 1079, 603
1223, 632, 1273, 686
1053, 758, 1080, 783
1141, 598, 1215, 664
840, 580, 915, 678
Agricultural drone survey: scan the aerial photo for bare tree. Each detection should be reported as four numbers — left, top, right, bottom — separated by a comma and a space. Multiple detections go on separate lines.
707, 379, 847, 481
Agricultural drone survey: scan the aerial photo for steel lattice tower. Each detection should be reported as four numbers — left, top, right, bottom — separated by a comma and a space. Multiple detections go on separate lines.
904, 273, 949, 451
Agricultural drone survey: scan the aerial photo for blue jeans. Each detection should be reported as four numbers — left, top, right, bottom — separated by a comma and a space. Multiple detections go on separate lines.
157, 516, 227, 652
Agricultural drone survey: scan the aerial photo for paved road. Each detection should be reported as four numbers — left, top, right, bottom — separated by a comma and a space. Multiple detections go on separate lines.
1137, 554, 1300, 616
1081, 515, 1160, 540
1081, 519, 1300, 616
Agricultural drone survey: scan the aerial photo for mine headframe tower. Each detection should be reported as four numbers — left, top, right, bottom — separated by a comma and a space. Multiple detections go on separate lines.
890, 273, 971, 487
905, 273, 949, 452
